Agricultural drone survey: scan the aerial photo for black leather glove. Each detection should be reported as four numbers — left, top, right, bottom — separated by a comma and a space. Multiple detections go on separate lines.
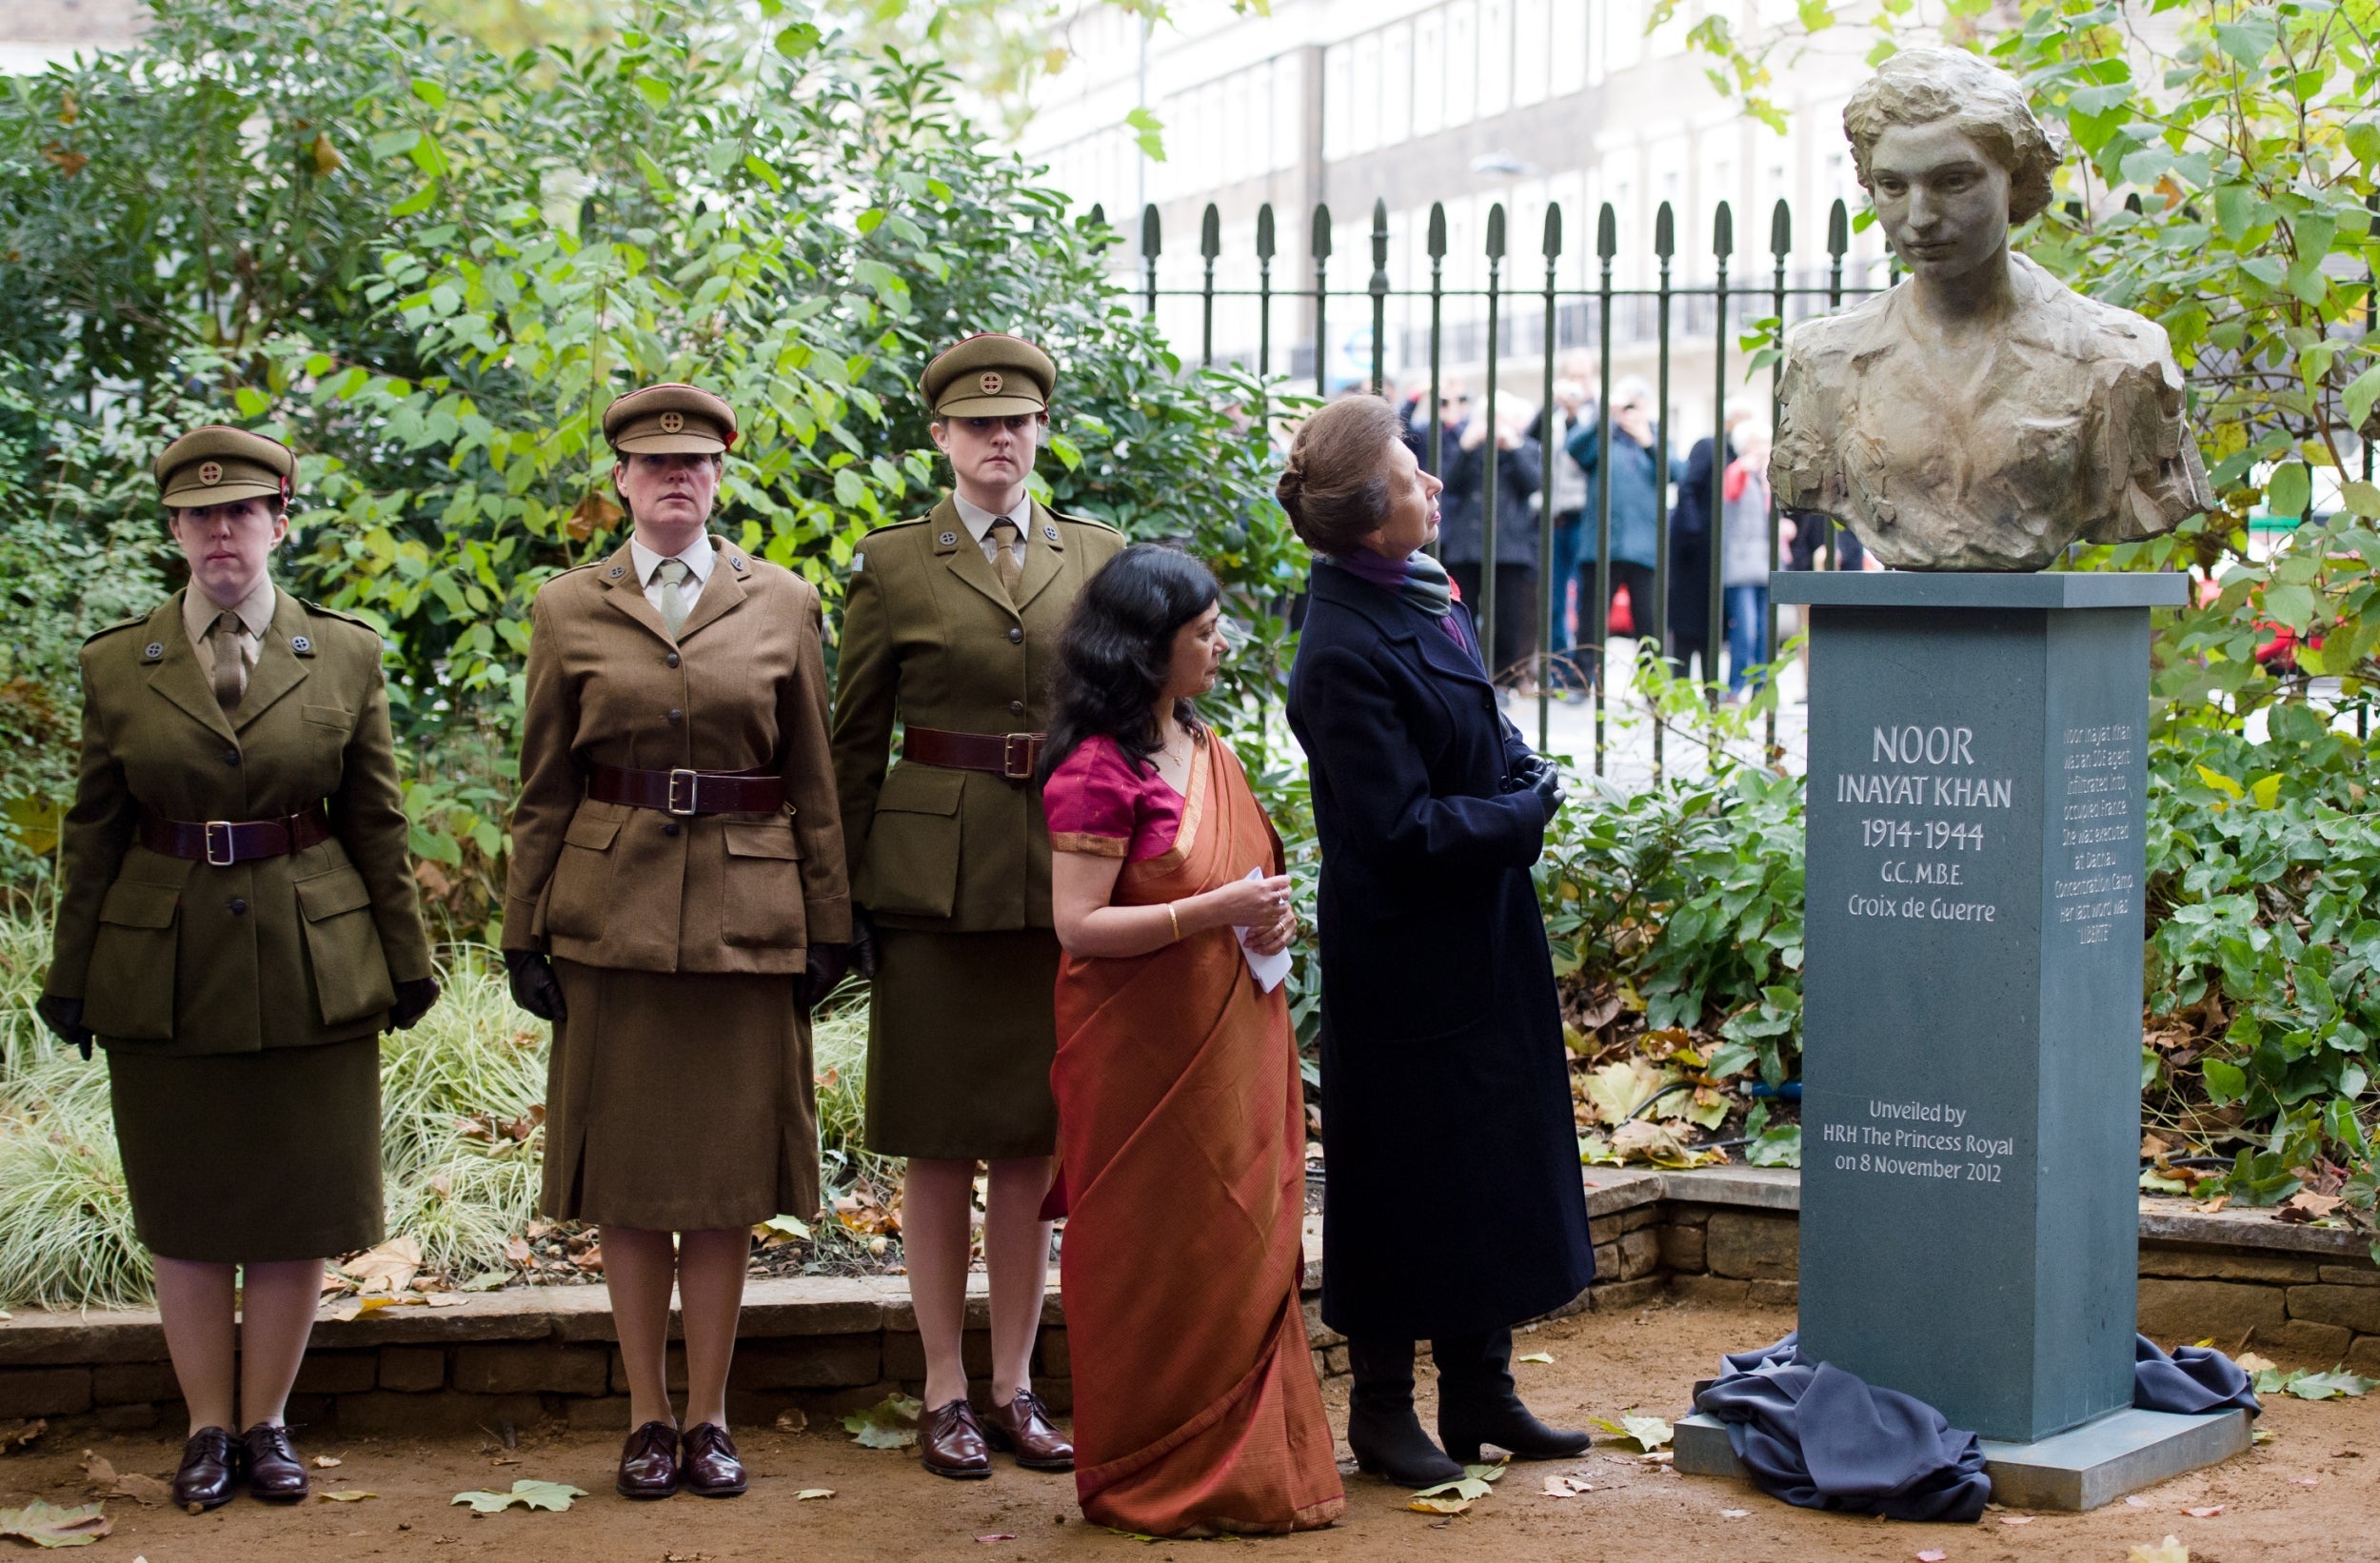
1530, 763, 1568, 821
389, 977, 441, 1031
802, 942, 853, 1017
1508, 752, 1555, 792
849, 908, 880, 980
35, 994, 92, 1060
504, 949, 567, 1023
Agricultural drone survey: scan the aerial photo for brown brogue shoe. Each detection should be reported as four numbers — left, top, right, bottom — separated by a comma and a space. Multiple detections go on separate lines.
919, 1397, 992, 1480
616, 1420, 681, 1500
981, 1389, 1074, 1472
172, 1426, 240, 1512
240, 1422, 307, 1503
679, 1422, 747, 1497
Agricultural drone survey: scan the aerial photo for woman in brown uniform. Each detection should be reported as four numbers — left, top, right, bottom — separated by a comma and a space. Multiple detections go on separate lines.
38, 426, 439, 1511
502, 385, 850, 1500
831, 335, 1124, 1479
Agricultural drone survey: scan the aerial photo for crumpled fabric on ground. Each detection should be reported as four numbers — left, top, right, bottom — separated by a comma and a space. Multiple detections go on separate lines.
1695, 1333, 1993, 1523
2132, 1334, 2261, 1416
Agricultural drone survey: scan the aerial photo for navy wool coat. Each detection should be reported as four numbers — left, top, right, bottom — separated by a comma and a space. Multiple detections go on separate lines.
1287, 562, 1596, 1340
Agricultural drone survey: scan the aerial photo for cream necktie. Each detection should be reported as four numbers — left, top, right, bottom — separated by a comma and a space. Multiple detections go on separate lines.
208, 612, 247, 711
989, 517, 1024, 601
656, 558, 692, 638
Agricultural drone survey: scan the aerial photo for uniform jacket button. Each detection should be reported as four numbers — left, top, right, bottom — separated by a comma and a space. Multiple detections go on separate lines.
1009, 700, 1025, 715
663, 821, 682, 837
1007, 626, 1023, 643
228, 898, 248, 916
222, 747, 241, 766
665, 652, 681, 668
666, 708, 684, 724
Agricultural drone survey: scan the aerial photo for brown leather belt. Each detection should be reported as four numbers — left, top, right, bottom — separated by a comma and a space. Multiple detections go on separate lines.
140, 805, 334, 866
586, 763, 784, 817
902, 726, 1046, 781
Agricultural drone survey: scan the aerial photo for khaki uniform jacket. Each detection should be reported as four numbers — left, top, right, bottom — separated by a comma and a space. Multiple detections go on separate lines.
504, 536, 850, 972
831, 494, 1125, 933
45, 589, 433, 1056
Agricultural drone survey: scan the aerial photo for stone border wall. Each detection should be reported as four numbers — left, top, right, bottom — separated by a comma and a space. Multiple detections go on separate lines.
0, 1170, 2365, 1434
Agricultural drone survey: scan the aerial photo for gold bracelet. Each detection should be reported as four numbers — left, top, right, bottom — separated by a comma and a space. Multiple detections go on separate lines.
1166, 901, 1181, 942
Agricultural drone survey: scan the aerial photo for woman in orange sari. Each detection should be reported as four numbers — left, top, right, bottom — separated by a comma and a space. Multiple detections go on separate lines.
1038, 544, 1346, 1537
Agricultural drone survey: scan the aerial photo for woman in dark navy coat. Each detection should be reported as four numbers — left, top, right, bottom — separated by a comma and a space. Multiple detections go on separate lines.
1281, 396, 1595, 1488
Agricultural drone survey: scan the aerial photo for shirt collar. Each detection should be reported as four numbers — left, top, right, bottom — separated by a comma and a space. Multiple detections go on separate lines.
183, 577, 277, 646
953, 491, 1030, 544
629, 533, 716, 586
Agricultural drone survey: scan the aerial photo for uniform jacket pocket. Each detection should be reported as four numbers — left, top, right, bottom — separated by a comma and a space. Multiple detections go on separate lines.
721, 821, 807, 949
295, 865, 397, 1026
858, 764, 964, 920
545, 806, 624, 942
83, 880, 181, 1042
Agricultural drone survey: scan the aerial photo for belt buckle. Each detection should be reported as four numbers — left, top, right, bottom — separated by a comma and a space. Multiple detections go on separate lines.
203, 821, 236, 867
666, 768, 702, 817
1002, 733, 1035, 781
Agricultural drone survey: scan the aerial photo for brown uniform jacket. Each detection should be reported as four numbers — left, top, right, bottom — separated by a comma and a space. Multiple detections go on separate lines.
504, 536, 850, 972
830, 494, 1126, 932
45, 589, 433, 1056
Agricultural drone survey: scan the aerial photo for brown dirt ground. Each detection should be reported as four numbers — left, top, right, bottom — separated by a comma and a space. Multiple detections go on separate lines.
4, 1296, 2370, 1563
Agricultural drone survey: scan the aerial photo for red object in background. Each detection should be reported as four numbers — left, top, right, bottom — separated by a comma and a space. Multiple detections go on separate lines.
1611, 584, 1636, 637
2194, 575, 2319, 672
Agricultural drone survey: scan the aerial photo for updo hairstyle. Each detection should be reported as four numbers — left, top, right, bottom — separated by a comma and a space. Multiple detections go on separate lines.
1276, 396, 1403, 557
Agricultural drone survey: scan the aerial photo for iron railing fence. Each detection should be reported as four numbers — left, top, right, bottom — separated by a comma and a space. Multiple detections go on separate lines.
1089, 193, 1896, 774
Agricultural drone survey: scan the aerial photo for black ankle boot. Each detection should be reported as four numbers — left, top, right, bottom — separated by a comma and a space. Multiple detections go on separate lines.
1434, 1329, 1592, 1463
1346, 1337, 1464, 1487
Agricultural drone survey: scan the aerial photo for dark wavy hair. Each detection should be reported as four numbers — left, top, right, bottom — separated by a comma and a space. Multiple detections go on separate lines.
1038, 544, 1220, 783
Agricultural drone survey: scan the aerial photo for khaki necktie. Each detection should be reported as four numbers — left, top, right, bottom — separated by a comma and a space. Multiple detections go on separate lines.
989, 517, 1024, 602
208, 612, 247, 711
656, 558, 692, 638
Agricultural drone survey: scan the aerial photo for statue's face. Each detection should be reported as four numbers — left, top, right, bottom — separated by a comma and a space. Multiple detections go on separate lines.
1868, 119, 2012, 284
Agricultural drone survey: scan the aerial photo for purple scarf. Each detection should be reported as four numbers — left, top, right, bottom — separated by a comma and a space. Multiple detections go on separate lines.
1322, 548, 1470, 653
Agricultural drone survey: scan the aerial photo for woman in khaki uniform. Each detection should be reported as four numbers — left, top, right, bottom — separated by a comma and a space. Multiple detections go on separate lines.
38, 427, 439, 1511
831, 335, 1124, 1479
502, 384, 850, 1501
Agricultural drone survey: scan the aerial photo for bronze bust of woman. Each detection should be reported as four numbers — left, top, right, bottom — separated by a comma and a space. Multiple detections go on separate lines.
1772, 49, 2211, 571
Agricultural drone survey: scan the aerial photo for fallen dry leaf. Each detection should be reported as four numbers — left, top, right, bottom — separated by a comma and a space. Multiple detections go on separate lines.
313, 1456, 342, 1469
0, 1499, 109, 1548
2128, 1538, 2190, 1563
2183, 1504, 2224, 1518
2000, 1514, 2034, 1525
2126, 1495, 2152, 1508
774, 1409, 808, 1434
1915, 1551, 1947, 1562
1407, 1495, 1470, 1515
2235, 1353, 2277, 1374
973, 1536, 1018, 1544
0, 1421, 43, 1454
1516, 1352, 1555, 1365
1720, 1507, 1748, 1517
79, 1451, 170, 1507
795, 1489, 833, 1501
1540, 1475, 1574, 1497
317, 1491, 377, 1503
342, 1236, 424, 1296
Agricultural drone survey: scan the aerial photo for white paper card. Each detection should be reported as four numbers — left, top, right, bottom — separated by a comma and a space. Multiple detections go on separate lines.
1233, 867, 1292, 993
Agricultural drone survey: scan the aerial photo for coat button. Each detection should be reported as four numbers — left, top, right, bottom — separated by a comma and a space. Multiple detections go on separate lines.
663, 821, 682, 837
665, 652, 681, 668
228, 898, 248, 916
1009, 700, 1025, 715
222, 747, 241, 766
1007, 626, 1023, 643
666, 708, 684, 724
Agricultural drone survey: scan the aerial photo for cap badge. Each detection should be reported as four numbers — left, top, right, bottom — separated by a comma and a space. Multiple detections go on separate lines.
980, 371, 1003, 395
659, 411, 684, 434
291, 635, 311, 653
144, 643, 165, 660
197, 461, 223, 485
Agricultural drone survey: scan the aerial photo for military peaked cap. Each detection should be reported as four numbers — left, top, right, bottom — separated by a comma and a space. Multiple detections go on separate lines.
922, 334, 1056, 418
155, 426, 295, 509
603, 383, 738, 454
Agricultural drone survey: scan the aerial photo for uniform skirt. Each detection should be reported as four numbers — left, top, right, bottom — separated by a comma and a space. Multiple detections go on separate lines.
108, 1037, 384, 1263
542, 961, 817, 1232
865, 928, 1061, 1160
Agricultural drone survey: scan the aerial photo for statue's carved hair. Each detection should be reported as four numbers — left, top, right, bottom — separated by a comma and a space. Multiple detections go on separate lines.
1843, 48, 2060, 226
1277, 396, 1402, 556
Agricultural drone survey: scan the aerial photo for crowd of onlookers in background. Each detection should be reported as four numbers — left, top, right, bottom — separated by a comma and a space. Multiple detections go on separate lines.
1372, 350, 1866, 702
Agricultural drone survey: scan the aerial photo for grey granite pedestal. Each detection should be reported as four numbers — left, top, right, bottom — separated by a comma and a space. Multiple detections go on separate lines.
1675, 570, 2243, 1511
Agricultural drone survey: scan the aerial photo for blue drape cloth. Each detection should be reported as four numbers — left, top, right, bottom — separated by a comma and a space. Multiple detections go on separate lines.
1696, 1333, 2259, 1523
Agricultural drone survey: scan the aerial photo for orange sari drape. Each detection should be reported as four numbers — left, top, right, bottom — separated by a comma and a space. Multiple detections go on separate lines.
1050, 737, 1346, 1537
